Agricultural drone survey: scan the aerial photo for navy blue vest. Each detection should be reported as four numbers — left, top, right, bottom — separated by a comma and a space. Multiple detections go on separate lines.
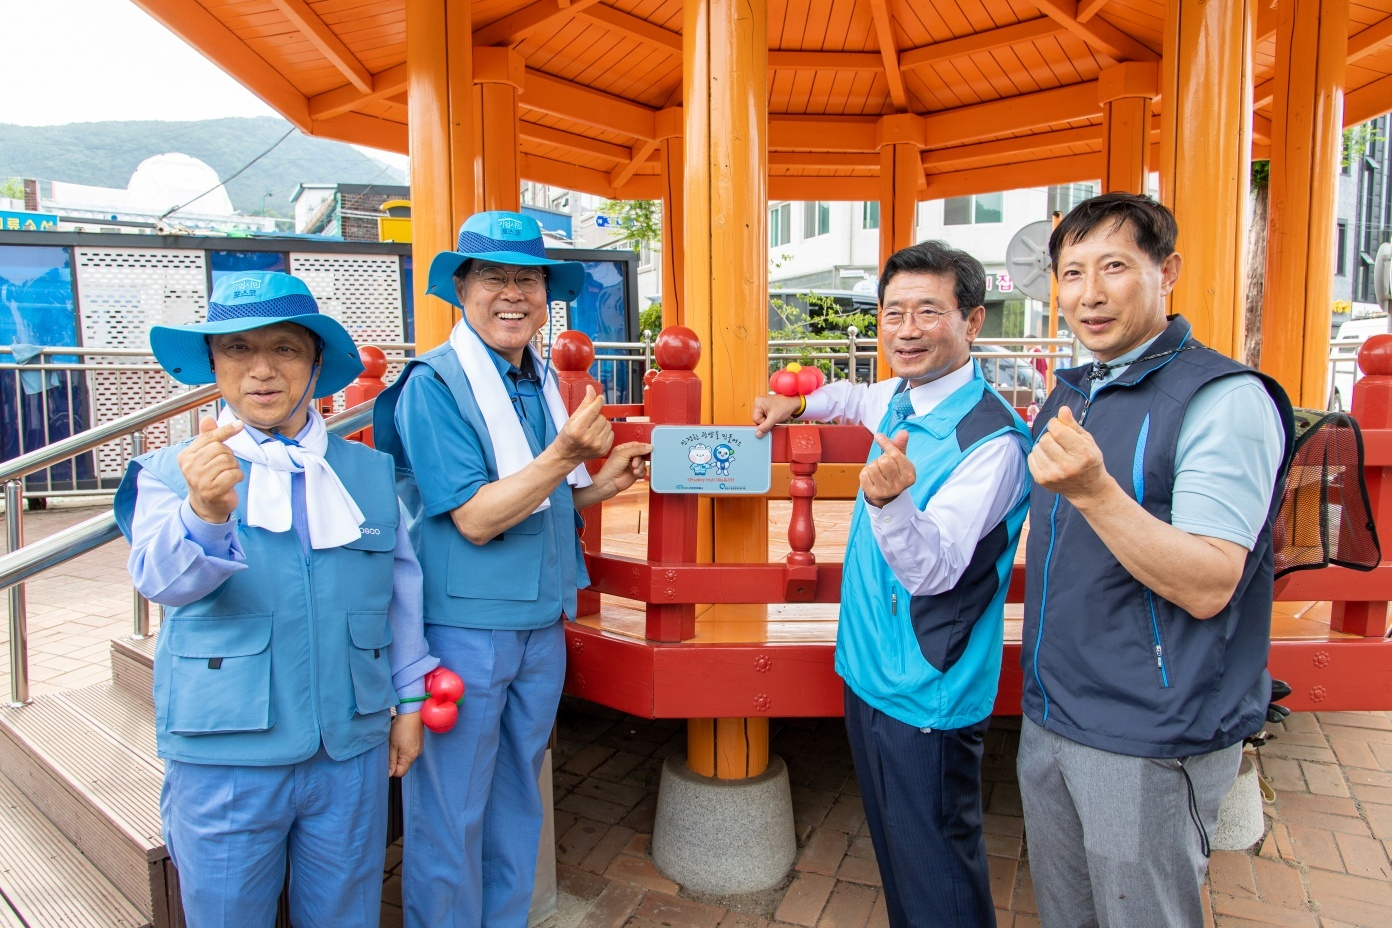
114, 436, 401, 765
1022, 316, 1294, 758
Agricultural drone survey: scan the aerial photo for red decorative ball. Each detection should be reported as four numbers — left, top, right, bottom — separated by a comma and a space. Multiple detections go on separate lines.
770, 369, 800, 396
358, 345, 388, 379
796, 367, 823, 394
642, 368, 659, 389
429, 668, 464, 704
551, 331, 595, 372
1359, 333, 1392, 377
420, 697, 459, 734
654, 326, 701, 371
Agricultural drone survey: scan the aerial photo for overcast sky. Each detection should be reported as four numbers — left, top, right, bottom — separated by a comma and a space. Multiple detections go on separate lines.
7, 0, 408, 170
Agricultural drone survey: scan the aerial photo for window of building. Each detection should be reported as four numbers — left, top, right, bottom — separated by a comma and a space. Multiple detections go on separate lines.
1047, 183, 1097, 216
862, 201, 880, 229
803, 201, 831, 238
638, 241, 654, 269
943, 193, 1005, 226
770, 203, 791, 247
1336, 221, 1348, 276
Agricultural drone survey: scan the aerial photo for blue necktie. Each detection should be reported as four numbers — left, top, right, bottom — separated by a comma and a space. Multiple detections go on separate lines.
888, 389, 916, 429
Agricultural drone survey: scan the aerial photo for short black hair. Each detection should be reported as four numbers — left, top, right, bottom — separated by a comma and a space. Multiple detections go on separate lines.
878, 240, 986, 312
452, 259, 472, 283
1049, 192, 1178, 271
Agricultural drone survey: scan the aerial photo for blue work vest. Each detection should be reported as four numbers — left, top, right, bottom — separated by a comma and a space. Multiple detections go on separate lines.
114, 437, 401, 766
837, 367, 1032, 730
1022, 316, 1294, 758
373, 343, 588, 629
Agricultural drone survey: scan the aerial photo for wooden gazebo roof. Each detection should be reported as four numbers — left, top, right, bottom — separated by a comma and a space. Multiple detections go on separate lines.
133, 1, 1392, 201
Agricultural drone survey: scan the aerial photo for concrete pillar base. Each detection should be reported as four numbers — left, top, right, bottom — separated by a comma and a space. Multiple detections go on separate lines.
1213, 755, 1264, 851
651, 753, 796, 895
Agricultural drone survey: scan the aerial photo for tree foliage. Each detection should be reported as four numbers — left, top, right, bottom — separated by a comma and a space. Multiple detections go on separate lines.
598, 199, 661, 250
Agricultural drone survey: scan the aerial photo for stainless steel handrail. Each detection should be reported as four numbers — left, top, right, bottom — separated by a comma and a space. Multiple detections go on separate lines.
1, 397, 376, 705
0, 384, 221, 484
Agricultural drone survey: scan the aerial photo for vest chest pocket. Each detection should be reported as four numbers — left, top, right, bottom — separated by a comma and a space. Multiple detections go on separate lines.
165, 614, 273, 735
446, 511, 544, 601
341, 520, 397, 553
347, 610, 397, 715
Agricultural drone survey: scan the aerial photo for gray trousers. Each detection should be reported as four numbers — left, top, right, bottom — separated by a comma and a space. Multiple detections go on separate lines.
1017, 718, 1241, 928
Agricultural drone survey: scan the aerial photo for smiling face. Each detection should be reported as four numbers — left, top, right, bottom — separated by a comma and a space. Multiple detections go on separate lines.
879, 271, 984, 387
208, 322, 320, 435
1055, 220, 1182, 363
455, 262, 549, 366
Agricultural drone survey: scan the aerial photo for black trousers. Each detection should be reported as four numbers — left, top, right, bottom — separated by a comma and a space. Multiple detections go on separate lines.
843, 686, 995, 928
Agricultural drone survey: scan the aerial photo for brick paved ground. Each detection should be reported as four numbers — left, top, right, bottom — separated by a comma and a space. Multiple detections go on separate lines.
5, 502, 1392, 927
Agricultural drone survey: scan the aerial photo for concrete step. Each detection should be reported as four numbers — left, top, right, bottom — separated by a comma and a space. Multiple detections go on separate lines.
110, 634, 155, 705
0, 688, 169, 925
0, 769, 149, 928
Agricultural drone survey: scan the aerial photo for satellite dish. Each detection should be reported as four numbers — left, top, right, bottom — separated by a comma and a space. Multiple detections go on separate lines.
1374, 241, 1392, 319
1004, 219, 1055, 302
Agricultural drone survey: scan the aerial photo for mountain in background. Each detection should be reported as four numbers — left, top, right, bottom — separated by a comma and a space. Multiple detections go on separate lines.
0, 116, 406, 218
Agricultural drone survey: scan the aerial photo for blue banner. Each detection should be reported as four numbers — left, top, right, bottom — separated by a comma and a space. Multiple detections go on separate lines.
0, 210, 59, 232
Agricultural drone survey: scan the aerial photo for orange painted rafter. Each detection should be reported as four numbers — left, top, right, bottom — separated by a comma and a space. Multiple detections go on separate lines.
1253, 112, 1273, 145
922, 81, 1101, 147
270, 0, 372, 92
1346, 73, 1392, 127
520, 121, 633, 163
1349, 17, 1392, 64
869, 0, 910, 111
769, 50, 883, 70
519, 69, 658, 139
312, 112, 408, 153
611, 139, 660, 186
521, 153, 619, 198
473, 0, 605, 48
308, 63, 408, 120
579, 5, 681, 54
1255, 79, 1274, 109
1032, 0, 1160, 63
128, 0, 311, 129
768, 152, 879, 167
924, 152, 1102, 199
1256, 0, 1279, 44
1076, 0, 1112, 23
899, 18, 1061, 73
922, 126, 1103, 169
769, 116, 879, 151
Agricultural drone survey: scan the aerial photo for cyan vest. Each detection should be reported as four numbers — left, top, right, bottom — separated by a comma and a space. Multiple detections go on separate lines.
837, 366, 1032, 730
114, 436, 401, 766
1022, 316, 1294, 758
373, 343, 588, 629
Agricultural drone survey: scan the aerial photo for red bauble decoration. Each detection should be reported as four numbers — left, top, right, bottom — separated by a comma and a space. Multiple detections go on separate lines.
769, 369, 800, 396
420, 697, 459, 733
796, 367, 824, 394
358, 345, 388, 379
430, 668, 465, 704
551, 331, 596, 372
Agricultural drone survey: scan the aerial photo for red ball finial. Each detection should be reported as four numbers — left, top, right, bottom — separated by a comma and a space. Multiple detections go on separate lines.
551, 331, 595, 371
654, 326, 701, 371
1359, 333, 1392, 377
358, 345, 388, 379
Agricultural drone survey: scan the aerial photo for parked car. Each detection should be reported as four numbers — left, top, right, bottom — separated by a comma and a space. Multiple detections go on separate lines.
1328, 315, 1390, 410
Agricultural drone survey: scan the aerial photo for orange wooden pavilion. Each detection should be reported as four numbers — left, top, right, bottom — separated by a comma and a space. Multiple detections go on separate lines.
130, 0, 1392, 806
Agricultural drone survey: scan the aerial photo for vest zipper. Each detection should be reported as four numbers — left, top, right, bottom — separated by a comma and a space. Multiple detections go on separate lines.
1144, 590, 1171, 687
301, 553, 322, 738
891, 592, 897, 615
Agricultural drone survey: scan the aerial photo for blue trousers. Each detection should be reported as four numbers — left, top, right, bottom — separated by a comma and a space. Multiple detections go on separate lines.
402, 622, 565, 928
161, 742, 389, 928
844, 686, 995, 928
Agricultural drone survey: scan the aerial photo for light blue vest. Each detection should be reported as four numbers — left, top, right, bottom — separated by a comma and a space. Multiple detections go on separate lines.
114, 436, 401, 765
837, 370, 1031, 730
373, 343, 588, 629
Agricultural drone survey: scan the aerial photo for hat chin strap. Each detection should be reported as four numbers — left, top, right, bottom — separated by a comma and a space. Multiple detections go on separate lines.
220, 360, 321, 438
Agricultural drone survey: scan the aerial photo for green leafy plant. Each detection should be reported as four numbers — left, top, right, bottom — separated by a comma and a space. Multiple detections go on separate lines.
0, 177, 23, 199
598, 199, 661, 250
1343, 124, 1385, 168
638, 302, 662, 336
768, 291, 877, 378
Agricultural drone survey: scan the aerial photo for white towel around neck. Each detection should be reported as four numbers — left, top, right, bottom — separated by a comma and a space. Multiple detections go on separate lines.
448, 320, 592, 513
219, 405, 366, 548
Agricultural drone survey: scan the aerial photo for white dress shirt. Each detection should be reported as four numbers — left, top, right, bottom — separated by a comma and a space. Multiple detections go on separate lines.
799, 361, 1029, 596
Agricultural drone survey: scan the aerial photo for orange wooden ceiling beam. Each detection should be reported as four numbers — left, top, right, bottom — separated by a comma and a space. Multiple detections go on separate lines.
311, 111, 408, 153
923, 152, 1103, 200
922, 126, 1104, 169
1349, 16, 1392, 64
1345, 73, 1392, 127
869, 0, 910, 111
309, 62, 408, 120
1076, 0, 1112, 23
520, 69, 658, 139
520, 121, 633, 163
473, 0, 605, 48
922, 80, 1101, 147
768, 50, 883, 71
1032, 0, 1160, 63
768, 116, 880, 151
900, 18, 1061, 72
128, 0, 311, 129
580, 5, 682, 54
270, 0, 373, 92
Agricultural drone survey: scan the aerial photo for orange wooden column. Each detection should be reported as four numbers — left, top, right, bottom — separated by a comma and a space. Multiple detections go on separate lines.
877, 114, 925, 380
1261, 0, 1348, 407
473, 46, 524, 213
683, 0, 770, 780
405, 0, 474, 350
1158, 0, 1254, 359
658, 106, 686, 329
1099, 62, 1159, 195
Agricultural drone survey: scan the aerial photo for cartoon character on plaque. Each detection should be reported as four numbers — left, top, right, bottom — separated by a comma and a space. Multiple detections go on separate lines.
713, 443, 735, 478
688, 443, 713, 476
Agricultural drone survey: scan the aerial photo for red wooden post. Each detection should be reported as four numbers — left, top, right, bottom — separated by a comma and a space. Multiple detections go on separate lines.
1338, 335, 1392, 636
552, 332, 606, 618
784, 425, 821, 601
344, 345, 388, 446
646, 326, 702, 641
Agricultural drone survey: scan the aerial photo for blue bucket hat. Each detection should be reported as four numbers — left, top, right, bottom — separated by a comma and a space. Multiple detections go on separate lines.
149, 271, 363, 398
427, 210, 586, 308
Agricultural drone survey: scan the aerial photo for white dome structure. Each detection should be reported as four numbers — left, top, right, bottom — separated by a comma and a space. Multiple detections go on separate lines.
125, 153, 233, 215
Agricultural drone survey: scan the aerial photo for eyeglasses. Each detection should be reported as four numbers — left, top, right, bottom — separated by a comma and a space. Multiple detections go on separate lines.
474, 266, 547, 293
879, 308, 960, 332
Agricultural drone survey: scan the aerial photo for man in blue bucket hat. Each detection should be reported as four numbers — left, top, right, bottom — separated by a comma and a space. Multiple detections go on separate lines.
114, 271, 437, 927
374, 211, 651, 927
